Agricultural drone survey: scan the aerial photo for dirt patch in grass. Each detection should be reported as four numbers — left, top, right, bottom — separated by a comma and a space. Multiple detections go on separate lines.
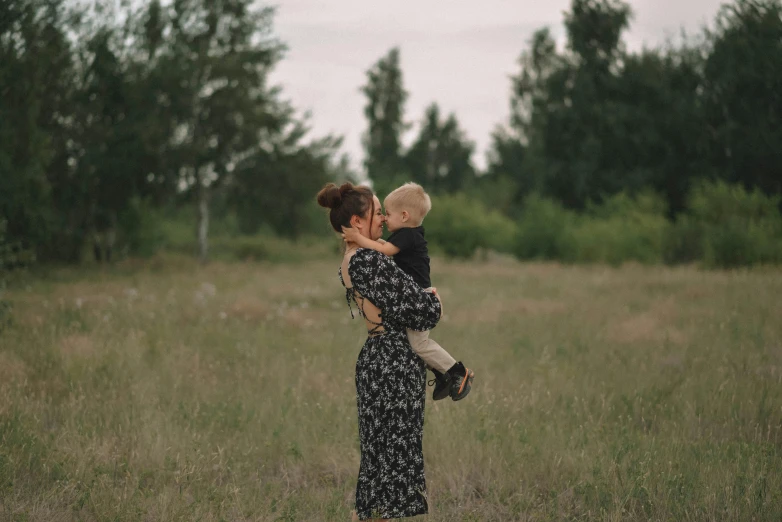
511, 298, 568, 316
49, 281, 130, 304
60, 334, 97, 358
264, 282, 331, 302
443, 260, 563, 280
452, 297, 567, 324
282, 307, 331, 329
606, 295, 688, 345
306, 371, 341, 399
520, 262, 567, 278
0, 350, 28, 384
608, 312, 687, 345
173, 349, 221, 391
227, 297, 271, 322
681, 285, 716, 301
12, 307, 47, 329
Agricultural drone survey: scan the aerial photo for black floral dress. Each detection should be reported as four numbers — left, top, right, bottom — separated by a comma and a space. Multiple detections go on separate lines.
339, 248, 442, 520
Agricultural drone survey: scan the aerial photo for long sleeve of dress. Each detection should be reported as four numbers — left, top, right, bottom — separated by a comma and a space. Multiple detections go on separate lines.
348, 248, 441, 332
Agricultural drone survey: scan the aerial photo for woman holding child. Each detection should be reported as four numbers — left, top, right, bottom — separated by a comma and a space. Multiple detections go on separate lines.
316, 181, 473, 521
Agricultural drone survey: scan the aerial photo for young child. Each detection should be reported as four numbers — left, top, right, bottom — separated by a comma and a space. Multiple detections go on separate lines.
342, 182, 475, 401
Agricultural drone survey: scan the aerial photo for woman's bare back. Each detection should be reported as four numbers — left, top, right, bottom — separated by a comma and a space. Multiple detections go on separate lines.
341, 250, 383, 332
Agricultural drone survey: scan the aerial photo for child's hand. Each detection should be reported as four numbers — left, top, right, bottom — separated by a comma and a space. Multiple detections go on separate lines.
341, 226, 360, 243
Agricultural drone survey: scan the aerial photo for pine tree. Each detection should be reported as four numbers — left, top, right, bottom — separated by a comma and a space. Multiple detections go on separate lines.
405, 104, 476, 194
361, 48, 408, 195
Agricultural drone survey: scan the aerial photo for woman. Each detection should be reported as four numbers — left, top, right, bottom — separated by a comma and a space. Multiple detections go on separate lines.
317, 182, 443, 521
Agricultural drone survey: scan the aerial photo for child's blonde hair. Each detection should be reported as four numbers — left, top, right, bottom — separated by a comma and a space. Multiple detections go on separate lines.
384, 182, 432, 226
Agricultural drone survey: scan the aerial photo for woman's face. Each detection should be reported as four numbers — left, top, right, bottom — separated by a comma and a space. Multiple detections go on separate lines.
354, 195, 385, 241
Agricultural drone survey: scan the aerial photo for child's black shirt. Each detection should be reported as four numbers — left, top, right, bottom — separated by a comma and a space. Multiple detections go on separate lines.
386, 226, 431, 288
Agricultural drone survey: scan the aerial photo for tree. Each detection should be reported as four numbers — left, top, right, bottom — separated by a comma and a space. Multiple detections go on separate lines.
1, 0, 345, 263
154, 0, 286, 262
125, 0, 181, 206
501, 0, 657, 210
612, 46, 706, 215
229, 115, 342, 237
405, 103, 476, 194
361, 47, 408, 195
548, 0, 632, 208
509, 27, 561, 137
564, 0, 632, 71
481, 127, 527, 214
69, 27, 140, 262
1, 0, 180, 263
0, 0, 77, 261
703, 0, 782, 197
486, 28, 561, 208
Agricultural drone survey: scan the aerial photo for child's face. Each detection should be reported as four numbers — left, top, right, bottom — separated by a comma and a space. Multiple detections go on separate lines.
383, 203, 410, 233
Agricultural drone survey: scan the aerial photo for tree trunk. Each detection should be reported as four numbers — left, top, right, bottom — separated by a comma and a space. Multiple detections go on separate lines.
196, 169, 210, 264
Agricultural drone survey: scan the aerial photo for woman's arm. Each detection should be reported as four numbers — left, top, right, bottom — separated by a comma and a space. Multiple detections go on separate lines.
348, 249, 441, 332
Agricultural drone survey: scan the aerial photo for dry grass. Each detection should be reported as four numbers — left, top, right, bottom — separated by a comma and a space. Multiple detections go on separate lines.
1, 254, 781, 521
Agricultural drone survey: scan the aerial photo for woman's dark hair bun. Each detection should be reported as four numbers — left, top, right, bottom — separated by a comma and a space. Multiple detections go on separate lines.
316, 181, 374, 233
317, 183, 343, 209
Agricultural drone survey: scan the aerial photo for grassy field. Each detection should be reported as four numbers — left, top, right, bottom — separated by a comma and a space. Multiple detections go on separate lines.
1, 252, 781, 521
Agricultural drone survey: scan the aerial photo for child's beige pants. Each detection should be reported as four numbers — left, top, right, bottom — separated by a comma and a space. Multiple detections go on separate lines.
406, 329, 456, 374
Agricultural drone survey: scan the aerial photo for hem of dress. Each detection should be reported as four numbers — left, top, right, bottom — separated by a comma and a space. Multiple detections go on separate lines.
355, 507, 428, 520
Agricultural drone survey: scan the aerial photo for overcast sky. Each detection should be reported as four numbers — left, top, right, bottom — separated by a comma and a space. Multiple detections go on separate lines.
269, 0, 726, 172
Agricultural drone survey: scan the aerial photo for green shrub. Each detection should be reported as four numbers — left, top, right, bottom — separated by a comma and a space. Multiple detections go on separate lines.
703, 217, 782, 268
0, 220, 35, 330
508, 183, 782, 268
689, 180, 781, 225
156, 205, 243, 255
143, 203, 338, 263
0, 220, 36, 270
212, 236, 269, 261
571, 214, 669, 265
687, 181, 782, 268
0, 221, 10, 329
210, 234, 338, 263
586, 190, 668, 219
425, 193, 517, 258
513, 194, 576, 260
117, 198, 168, 258
663, 216, 704, 265
572, 191, 669, 265
513, 191, 670, 265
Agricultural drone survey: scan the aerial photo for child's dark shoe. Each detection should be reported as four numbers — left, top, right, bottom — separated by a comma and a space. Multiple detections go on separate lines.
428, 369, 452, 401
447, 362, 474, 401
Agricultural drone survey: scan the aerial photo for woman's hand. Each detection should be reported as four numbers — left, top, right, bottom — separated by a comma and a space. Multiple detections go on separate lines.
424, 287, 443, 317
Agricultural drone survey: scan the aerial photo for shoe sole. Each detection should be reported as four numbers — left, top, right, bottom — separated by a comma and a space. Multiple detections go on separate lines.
452, 368, 474, 401
431, 373, 451, 401
433, 388, 450, 401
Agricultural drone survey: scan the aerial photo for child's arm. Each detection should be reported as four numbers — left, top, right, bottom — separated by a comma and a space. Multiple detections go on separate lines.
342, 226, 400, 257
